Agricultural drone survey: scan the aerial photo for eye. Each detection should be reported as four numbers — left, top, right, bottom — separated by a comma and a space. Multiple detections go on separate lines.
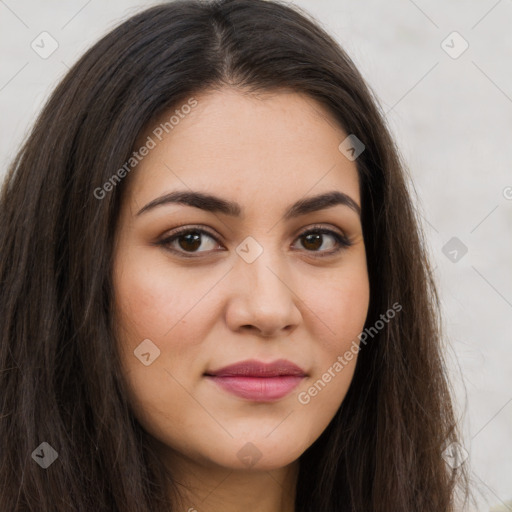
156, 224, 352, 258
157, 226, 222, 256
291, 225, 353, 257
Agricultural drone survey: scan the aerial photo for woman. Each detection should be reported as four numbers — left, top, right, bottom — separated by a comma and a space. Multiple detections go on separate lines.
0, 0, 471, 510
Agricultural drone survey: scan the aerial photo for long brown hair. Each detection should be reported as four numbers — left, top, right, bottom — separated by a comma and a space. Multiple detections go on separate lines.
0, 0, 471, 510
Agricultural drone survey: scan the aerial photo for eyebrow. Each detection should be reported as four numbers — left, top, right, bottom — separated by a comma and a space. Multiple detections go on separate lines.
136, 190, 361, 219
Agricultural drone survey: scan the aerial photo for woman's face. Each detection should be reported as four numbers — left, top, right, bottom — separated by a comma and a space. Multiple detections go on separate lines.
113, 87, 370, 474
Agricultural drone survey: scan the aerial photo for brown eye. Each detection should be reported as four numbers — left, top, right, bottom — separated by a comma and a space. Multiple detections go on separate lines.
176, 232, 202, 252
157, 225, 352, 259
301, 232, 326, 251
293, 227, 352, 256
158, 227, 222, 256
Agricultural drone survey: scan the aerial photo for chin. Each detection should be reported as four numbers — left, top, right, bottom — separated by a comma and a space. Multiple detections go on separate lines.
204, 436, 307, 472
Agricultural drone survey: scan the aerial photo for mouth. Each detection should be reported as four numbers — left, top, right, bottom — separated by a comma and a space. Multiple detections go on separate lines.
204, 359, 307, 402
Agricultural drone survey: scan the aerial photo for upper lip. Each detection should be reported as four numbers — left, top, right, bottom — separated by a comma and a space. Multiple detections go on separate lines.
205, 359, 307, 377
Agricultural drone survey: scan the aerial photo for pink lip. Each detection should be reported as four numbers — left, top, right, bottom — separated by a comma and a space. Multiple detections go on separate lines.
204, 359, 307, 401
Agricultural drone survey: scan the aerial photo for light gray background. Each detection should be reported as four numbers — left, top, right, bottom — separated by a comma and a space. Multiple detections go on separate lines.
1, 1, 511, 510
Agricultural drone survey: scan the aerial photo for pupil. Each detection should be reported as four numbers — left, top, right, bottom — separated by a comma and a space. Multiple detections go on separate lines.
303, 233, 322, 250
179, 233, 201, 251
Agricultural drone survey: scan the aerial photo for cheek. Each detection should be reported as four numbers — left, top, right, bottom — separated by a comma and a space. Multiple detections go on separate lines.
305, 261, 370, 351
296, 263, 369, 417
113, 250, 217, 345
112, 254, 215, 442
112, 249, 227, 410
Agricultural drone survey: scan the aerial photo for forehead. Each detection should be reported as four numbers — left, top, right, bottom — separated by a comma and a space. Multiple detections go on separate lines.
126, 87, 361, 216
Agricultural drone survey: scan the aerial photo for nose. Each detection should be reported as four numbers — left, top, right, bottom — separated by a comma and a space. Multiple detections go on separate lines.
224, 248, 302, 338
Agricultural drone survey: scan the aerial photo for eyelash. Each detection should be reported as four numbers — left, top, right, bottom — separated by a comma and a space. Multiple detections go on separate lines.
156, 224, 353, 258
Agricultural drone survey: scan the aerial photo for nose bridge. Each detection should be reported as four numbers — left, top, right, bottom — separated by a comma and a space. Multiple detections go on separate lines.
237, 234, 289, 295
248, 250, 287, 297
229, 235, 300, 334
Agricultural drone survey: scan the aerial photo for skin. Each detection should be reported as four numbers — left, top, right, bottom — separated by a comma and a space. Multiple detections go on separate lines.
112, 87, 370, 512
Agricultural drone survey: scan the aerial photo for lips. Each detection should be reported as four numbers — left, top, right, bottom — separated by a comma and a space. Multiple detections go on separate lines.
204, 359, 307, 401
205, 359, 306, 378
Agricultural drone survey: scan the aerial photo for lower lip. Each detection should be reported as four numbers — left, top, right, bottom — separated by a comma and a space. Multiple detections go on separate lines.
206, 375, 304, 401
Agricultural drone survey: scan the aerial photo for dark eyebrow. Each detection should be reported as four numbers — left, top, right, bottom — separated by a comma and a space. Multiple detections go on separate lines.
136, 190, 361, 219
